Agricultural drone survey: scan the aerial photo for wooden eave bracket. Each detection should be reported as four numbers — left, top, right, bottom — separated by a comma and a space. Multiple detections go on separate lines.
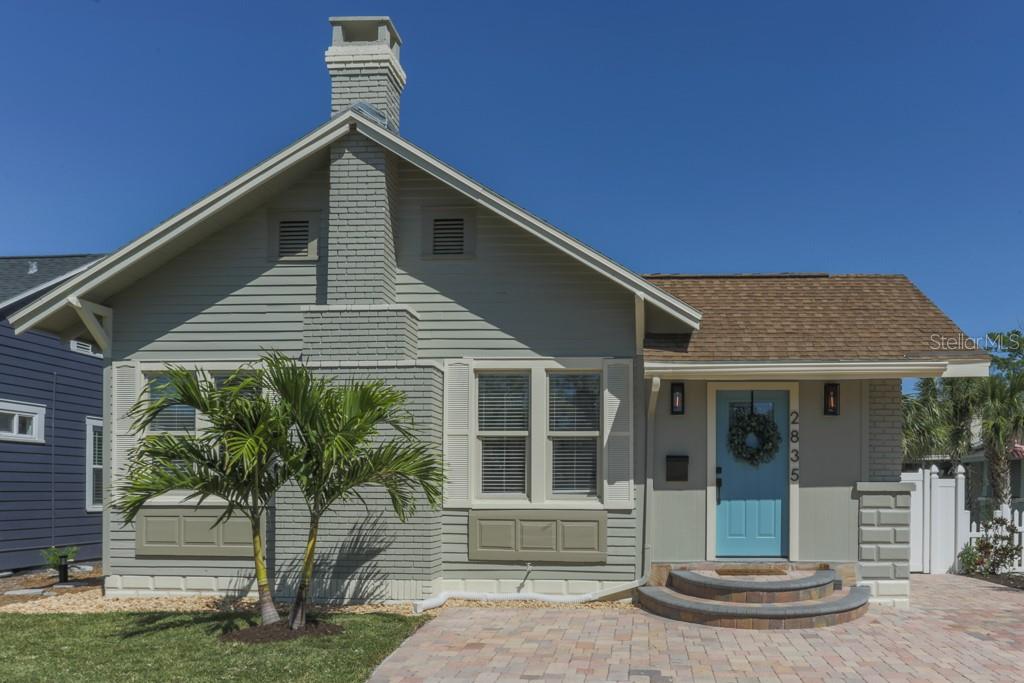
68, 296, 113, 355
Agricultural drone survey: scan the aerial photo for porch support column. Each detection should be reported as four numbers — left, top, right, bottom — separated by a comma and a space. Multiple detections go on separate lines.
855, 481, 913, 608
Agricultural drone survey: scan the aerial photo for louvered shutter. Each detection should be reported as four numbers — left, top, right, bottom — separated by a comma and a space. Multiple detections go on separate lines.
443, 360, 472, 508
602, 359, 634, 509
112, 362, 139, 491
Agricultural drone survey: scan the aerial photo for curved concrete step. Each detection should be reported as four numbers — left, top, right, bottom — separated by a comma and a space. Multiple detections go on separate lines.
637, 585, 870, 629
668, 569, 837, 603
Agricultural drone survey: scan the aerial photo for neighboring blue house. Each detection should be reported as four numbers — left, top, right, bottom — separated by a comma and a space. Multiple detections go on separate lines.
0, 254, 105, 571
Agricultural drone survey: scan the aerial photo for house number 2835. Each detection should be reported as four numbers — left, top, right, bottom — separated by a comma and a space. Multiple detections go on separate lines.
789, 410, 800, 482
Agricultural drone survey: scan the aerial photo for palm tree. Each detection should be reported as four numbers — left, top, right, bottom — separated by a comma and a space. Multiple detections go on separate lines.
260, 352, 443, 630
903, 377, 982, 465
114, 367, 291, 625
978, 373, 1024, 510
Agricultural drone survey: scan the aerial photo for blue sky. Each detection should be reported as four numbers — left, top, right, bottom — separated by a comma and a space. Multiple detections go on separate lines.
1, 1, 1021, 349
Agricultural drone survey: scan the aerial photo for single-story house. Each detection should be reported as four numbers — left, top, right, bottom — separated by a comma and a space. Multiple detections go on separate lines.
1, 254, 105, 571
9, 17, 988, 614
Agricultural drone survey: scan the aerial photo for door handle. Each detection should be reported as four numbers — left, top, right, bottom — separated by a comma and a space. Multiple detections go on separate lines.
716, 466, 722, 505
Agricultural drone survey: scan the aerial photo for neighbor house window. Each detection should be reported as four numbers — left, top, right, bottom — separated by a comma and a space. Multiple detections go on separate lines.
548, 373, 601, 495
85, 417, 103, 511
147, 375, 196, 432
477, 373, 529, 496
0, 399, 46, 443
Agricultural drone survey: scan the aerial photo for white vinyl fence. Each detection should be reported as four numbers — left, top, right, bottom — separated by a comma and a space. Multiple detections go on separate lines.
968, 509, 1024, 573
903, 465, 1024, 573
902, 466, 969, 574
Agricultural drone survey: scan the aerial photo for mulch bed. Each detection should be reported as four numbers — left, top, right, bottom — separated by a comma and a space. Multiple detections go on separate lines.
220, 619, 344, 644
967, 573, 1024, 591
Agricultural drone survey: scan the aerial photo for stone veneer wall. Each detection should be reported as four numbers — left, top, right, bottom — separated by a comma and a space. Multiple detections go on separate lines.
856, 482, 913, 608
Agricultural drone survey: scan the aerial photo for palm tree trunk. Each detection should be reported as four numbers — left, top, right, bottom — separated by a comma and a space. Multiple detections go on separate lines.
251, 520, 280, 625
289, 515, 319, 630
988, 445, 1012, 513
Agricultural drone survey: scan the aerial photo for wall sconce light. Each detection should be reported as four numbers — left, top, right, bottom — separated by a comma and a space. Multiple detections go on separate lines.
824, 382, 840, 416
670, 382, 685, 415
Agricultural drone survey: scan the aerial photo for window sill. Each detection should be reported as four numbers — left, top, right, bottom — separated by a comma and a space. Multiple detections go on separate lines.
460, 501, 606, 511
0, 435, 45, 444
85, 505, 103, 513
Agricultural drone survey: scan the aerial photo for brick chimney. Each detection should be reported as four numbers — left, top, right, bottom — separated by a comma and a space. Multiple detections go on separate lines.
325, 16, 405, 129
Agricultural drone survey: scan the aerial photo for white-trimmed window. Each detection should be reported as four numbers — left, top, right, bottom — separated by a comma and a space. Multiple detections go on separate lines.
477, 373, 530, 497
548, 373, 601, 496
85, 417, 103, 512
147, 374, 196, 432
0, 399, 46, 443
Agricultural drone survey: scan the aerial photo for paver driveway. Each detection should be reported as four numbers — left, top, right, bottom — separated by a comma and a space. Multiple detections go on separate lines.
370, 575, 1024, 682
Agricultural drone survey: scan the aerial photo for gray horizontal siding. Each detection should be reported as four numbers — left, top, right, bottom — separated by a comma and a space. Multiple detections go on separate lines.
0, 322, 102, 571
110, 167, 326, 361
395, 162, 636, 359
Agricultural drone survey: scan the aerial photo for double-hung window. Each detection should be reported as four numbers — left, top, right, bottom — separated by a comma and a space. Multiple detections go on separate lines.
477, 373, 530, 497
85, 417, 103, 511
0, 399, 46, 443
548, 373, 601, 496
147, 374, 196, 432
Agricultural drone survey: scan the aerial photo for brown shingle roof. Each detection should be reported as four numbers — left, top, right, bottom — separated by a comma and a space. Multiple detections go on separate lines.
644, 274, 987, 363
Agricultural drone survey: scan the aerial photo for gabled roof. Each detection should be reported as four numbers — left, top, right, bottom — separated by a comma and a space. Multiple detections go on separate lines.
0, 254, 105, 313
644, 273, 989, 363
9, 108, 701, 336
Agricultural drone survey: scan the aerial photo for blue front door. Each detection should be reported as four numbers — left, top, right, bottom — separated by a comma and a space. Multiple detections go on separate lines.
715, 389, 789, 557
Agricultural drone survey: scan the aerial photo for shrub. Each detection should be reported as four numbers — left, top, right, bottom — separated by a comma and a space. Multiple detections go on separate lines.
960, 516, 1022, 574
39, 545, 78, 571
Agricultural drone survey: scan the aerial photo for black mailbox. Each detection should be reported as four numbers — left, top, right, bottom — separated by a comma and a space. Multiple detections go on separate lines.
666, 454, 689, 482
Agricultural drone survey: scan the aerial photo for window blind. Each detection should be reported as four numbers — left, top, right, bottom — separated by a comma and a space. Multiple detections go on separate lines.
478, 374, 529, 431
549, 374, 600, 432
480, 436, 527, 494
149, 376, 196, 432
552, 438, 598, 494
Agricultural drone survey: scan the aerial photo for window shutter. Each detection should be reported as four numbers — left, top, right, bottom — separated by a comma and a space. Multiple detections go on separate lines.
431, 218, 465, 255
112, 362, 139, 490
443, 360, 472, 508
278, 220, 311, 258
602, 359, 634, 509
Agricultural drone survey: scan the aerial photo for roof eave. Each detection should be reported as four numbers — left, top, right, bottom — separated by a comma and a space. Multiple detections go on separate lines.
643, 358, 991, 380
11, 108, 702, 336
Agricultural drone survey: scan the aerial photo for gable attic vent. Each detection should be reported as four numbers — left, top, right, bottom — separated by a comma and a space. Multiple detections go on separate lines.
431, 217, 466, 256
278, 219, 311, 258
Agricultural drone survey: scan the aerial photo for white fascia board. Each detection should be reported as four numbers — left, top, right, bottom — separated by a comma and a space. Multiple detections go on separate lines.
941, 359, 991, 377
353, 118, 703, 329
643, 360, 951, 380
9, 114, 359, 335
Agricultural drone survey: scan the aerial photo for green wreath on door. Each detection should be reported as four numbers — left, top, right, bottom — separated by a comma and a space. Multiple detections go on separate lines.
727, 412, 781, 465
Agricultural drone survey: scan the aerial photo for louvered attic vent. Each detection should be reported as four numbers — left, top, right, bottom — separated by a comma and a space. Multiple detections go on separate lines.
431, 217, 465, 256
278, 220, 311, 258
278, 220, 309, 258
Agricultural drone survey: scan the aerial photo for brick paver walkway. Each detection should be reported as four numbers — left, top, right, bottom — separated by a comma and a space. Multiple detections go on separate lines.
370, 575, 1024, 682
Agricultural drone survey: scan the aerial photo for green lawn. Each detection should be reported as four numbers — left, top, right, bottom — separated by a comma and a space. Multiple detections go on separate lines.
0, 611, 429, 683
